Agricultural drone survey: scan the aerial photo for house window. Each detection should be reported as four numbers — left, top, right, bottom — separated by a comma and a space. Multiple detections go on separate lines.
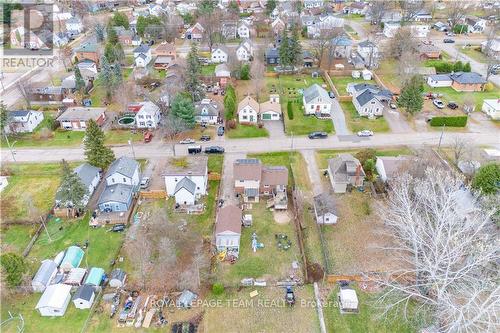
310, 105, 314, 109
123, 177, 126, 182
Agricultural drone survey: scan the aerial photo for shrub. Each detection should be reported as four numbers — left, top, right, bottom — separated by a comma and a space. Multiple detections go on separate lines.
472, 164, 500, 194
429, 116, 468, 127
240, 64, 250, 80
484, 82, 495, 92
212, 283, 225, 295
287, 101, 294, 120
227, 119, 236, 129
0, 253, 27, 287
453, 24, 468, 34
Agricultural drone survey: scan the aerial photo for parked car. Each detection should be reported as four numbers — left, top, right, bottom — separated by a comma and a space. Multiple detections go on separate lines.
188, 145, 202, 154
205, 146, 225, 154
491, 64, 500, 75
111, 224, 126, 232
328, 91, 335, 99
143, 131, 153, 143
200, 135, 211, 142
433, 99, 445, 109
140, 177, 151, 189
447, 102, 459, 109
179, 138, 195, 144
217, 126, 225, 136
389, 102, 397, 109
443, 39, 455, 43
357, 130, 374, 137
308, 131, 328, 139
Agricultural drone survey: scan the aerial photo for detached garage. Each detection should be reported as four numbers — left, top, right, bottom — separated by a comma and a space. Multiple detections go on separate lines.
259, 95, 282, 121
35, 284, 72, 316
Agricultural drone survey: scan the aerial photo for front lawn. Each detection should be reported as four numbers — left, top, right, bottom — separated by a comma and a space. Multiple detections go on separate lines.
104, 129, 143, 145
457, 46, 488, 63
284, 100, 334, 135
340, 102, 390, 133
331, 76, 376, 96
425, 86, 499, 110
226, 123, 269, 139
201, 64, 216, 76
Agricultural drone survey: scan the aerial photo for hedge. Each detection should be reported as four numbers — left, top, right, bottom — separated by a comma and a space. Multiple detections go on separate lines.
429, 116, 468, 127
287, 101, 294, 120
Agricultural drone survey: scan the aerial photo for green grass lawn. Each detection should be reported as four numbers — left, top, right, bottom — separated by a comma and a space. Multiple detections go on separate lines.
344, 25, 360, 40
226, 123, 269, 139
457, 46, 487, 63
104, 129, 143, 144
315, 147, 413, 169
285, 101, 334, 135
425, 86, 499, 110
340, 102, 390, 133
324, 286, 427, 333
332, 76, 375, 96
123, 67, 133, 79
0, 162, 66, 222
201, 64, 216, 76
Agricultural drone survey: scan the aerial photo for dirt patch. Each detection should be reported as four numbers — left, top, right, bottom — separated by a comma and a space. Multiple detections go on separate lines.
273, 210, 291, 224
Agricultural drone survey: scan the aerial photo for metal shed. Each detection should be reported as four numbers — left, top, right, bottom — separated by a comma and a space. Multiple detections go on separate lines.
176, 290, 197, 308
60, 246, 84, 271
109, 269, 126, 288
84, 267, 105, 286
32, 260, 58, 292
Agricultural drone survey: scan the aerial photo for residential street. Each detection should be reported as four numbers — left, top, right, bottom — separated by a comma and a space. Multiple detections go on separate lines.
2, 131, 498, 163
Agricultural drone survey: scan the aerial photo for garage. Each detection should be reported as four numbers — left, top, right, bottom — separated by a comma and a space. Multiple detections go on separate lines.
262, 113, 272, 120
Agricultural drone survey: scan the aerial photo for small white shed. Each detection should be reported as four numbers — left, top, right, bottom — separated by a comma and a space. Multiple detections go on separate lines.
339, 288, 359, 313
361, 69, 372, 80
72, 284, 96, 309
35, 284, 72, 316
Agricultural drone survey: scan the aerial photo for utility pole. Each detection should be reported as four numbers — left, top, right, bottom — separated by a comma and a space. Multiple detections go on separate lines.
128, 139, 136, 159
3, 132, 16, 162
438, 123, 446, 152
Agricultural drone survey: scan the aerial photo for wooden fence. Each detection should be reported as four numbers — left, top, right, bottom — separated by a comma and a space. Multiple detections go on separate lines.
139, 190, 167, 199
326, 274, 363, 283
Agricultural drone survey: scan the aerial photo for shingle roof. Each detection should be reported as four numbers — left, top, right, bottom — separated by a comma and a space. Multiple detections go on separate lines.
358, 40, 376, 48
449, 72, 486, 84
303, 84, 330, 104
9, 110, 31, 117
72, 284, 95, 302
356, 90, 379, 107
174, 177, 196, 195
328, 154, 365, 184
194, 99, 219, 117
331, 35, 353, 46
215, 205, 242, 234
238, 96, 260, 114
134, 44, 150, 54
313, 193, 337, 216
163, 156, 208, 176
76, 42, 97, 53
234, 159, 262, 181
265, 47, 279, 58
429, 74, 452, 81
74, 163, 101, 188
107, 157, 139, 179
262, 166, 288, 186
98, 183, 134, 205
56, 107, 106, 121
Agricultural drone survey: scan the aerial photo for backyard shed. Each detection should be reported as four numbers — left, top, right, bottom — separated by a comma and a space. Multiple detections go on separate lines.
32, 260, 58, 292
109, 269, 127, 288
60, 246, 84, 271
35, 284, 72, 316
339, 288, 359, 313
177, 290, 197, 308
64, 267, 87, 286
72, 284, 96, 309
84, 267, 105, 286
313, 193, 338, 225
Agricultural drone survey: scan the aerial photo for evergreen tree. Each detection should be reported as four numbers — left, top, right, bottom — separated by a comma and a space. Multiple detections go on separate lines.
84, 119, 115, 169
472, 163, 500, 194
397, 75, 424, 115
199, 0, 216, 15
74, 66, 85, 92
0, 253, 26, 287
266, 0, 277, 15
95, 23, 105, 43
111, 12, 129, 29
113, 63, 123, 87
289, 27, 302, 66
463, 62, 471, 72
98, 56, 113, 99
185, 44, 205, 101
104, 42, 117, 63
114, 42, 125, 63
58, 159, 87, 209
171, 94, 196, 128
240, 64, 250, 80
0, 102, 8, 136
279, 33, 291, 66
107, 23, 118, 44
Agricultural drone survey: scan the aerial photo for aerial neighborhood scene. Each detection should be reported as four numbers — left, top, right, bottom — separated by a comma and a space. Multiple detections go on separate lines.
1, 0, 500, 332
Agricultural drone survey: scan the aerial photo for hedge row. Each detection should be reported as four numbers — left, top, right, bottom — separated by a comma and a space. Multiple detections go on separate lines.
287, 101, 294, 120
429, 116, 468, 127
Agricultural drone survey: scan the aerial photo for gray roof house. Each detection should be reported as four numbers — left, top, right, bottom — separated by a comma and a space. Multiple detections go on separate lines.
55, 163, 101, 208
265, 47, 280, 65
313, 193, 338, 225
105, 157, 140, 187
32, 260, 58, 292
97, 183, 134, 213
347, 83, 392, 117
72, 284, 96, 309
303, 84, 333, 116
327, 154, 365, 193
194, 99, 220, 124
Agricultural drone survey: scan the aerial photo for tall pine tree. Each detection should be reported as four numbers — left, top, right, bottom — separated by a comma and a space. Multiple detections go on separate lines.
57, 159, 87, 209
397, 75, 424, 115
113, 63, 123, 87
289, 27, 302, 66
84, 119, 115, 169
74, 66, 85, 93
171, 94, 195, 128
185, 44, 205, 102
99, 56, 113, 100
278, 33, 291, 66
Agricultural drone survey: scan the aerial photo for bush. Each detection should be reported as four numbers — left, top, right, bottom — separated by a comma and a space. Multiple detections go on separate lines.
429, 116, 468, 127
484, 82, 495, 92
472, 164, 500, 194
240, 64, 250, 80
227, 119, 236, 129
287, 101, 294, 120
212, 283, 225, 295
0, 253, 27, 287
453, 24, 468, 34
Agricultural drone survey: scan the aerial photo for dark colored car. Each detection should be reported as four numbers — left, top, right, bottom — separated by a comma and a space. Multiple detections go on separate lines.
328, 91, 335, 99
443, 39, 455, 43
308, 131, 328, 139
217, 126, 225, 136
200, 135, 211, 142
205, 146, 225, 154
447, 102, 459, 109
111, 224, 126, 232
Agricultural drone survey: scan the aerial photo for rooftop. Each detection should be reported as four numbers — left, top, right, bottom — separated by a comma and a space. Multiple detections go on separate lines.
164, 156, 208, 176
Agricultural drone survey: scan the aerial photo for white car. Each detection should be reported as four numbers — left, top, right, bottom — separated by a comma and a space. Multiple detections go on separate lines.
179, 138, 195, 144
357, 130, 374, 137
433, 99, 445, 109
140, 177, 151, 189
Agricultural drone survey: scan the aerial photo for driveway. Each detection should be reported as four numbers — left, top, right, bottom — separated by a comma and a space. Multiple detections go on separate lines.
331, 100, 350, 135
264, 121, 286, 139
220, 152, 246, 205
301, 150, 324, 196
383, 109, 414, 133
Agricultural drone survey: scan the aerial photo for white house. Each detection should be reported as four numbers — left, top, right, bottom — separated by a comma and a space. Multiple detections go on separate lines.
215, 205, 242, 257
427, 74, 453, 88
375, 156, 409, 182
466, 17, 487, 33
238, 96, 260, 124
348, 83, 392, 117
259, 94, 281, 121
194, 99, 220, 124
482, 99, 500, 120
302, 84, 333, 117
357, 40, 379, 68
236, 39, 253, 61
131, 101, 161, 128
35, 284, 72, 316
211, 46, 229, 63
313, 193, 338, 225
133, 44, 152, 68
72, 284, 95, 309
304, 0, 323, 9
481, 38, 500, 60
5, 110, 44, 134
65, 17, 83, 33
105, 157, 140, 187
185, 22, 205, 40
164, 156, 208, 205
237, 21, 250, 38
55, 163, 101, 208
383, 22, 401, 38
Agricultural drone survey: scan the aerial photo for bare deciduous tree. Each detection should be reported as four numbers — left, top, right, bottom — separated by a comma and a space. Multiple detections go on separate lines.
387, 27, 418, 59
200, 9, 223, 53
446, 1, 467, 30
451, 136, 469, 165
125, 230, 153, 289
397, 49, 421, 84
310, 29, 342, 69
250, 47, 266, 101
376, 167, 499, 332
398, 0, 425, 25
16, 79, 32, 109
482, 25, 500, 81
367, 0, 393, 25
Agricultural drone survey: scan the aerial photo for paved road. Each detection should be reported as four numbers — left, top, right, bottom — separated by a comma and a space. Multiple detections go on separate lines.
3, 131, 498, 163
